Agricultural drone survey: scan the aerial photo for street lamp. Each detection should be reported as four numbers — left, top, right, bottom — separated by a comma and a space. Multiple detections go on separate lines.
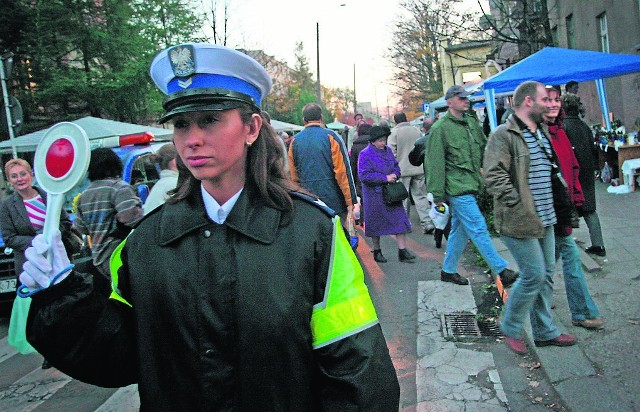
353, 64, 357, 115
316, 22, 321, 103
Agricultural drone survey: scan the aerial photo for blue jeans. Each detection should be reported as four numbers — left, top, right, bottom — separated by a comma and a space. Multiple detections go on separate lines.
556, 235, 600, 321
442, 194, 508, 274
500, 226, 560, 341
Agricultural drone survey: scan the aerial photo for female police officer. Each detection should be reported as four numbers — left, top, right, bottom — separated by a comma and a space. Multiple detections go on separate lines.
18, 43, 399, 411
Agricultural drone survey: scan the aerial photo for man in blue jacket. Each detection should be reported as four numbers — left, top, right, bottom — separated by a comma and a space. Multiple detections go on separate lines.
289, 103, 357, 229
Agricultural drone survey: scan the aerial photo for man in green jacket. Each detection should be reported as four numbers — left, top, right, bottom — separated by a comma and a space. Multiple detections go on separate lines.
425, 85, 518, 286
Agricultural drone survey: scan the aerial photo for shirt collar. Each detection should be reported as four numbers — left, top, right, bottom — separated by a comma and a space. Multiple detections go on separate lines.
200, 184, 243, 224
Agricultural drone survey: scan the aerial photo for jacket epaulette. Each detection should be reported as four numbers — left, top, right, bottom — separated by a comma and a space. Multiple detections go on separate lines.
291, 191, 336, 217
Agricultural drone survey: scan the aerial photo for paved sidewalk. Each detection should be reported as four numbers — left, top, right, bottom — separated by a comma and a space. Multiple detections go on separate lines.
416, 280, 507, 411
494, 181, 640, 411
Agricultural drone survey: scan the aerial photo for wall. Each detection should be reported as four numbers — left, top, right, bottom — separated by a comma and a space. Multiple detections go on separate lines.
440, 42, 498, 91
547, 0, 640, 129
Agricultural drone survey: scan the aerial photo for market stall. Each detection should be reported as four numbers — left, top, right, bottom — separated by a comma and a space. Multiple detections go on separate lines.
482, 47, 640, 132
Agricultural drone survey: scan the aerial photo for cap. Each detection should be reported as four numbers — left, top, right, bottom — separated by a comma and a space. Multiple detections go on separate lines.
150, 43, 273, 123
368, 125, 391, 142
444, 85, 472, 100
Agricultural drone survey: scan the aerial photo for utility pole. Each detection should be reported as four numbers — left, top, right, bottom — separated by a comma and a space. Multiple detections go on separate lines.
316, 22, 321, 104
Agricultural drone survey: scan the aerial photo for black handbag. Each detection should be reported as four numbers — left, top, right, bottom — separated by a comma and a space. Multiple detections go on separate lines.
382, 181, 408, 205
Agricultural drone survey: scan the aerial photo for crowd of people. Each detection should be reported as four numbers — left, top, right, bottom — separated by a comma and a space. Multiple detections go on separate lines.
2, 41, 610, 408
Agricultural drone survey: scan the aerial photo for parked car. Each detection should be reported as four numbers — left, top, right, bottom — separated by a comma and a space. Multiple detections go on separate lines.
0, 232, 17, 303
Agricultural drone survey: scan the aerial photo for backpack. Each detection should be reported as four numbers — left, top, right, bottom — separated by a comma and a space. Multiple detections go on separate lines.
408, 135, 428, 166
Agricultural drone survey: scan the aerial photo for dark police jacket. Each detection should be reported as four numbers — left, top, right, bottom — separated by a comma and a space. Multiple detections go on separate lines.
26, 186, 399, 411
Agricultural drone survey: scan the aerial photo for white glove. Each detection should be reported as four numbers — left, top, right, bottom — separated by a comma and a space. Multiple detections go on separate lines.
19, 229, 73, 296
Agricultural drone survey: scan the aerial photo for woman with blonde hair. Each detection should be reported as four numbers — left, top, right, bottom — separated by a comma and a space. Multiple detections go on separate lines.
0, 159, 73, 276
0, 158, 73, 369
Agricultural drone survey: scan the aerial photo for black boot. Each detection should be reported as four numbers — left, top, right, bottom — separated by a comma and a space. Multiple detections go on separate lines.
398, 248, 416, 262
373, 249, 387, 263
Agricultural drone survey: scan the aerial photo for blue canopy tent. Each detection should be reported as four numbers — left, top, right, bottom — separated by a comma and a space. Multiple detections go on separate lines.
483, 47, 640, 131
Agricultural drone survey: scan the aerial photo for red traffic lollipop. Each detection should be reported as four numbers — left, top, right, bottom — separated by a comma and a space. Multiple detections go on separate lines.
33, 122, 90, 249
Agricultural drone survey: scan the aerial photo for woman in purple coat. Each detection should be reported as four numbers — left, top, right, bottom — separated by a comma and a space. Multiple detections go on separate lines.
358, 125, 416, 263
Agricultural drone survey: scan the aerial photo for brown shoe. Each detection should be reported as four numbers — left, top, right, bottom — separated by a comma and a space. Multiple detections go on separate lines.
572, 318, 604, 330
534, 334, 577, 347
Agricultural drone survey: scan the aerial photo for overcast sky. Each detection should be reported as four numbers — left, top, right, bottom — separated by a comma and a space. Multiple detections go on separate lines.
206, 0, 486, 115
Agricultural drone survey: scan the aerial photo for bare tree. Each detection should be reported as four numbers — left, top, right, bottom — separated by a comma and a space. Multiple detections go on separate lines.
474, 0, 554, 62
202, 0, 230, 45
388, 0, 480, 110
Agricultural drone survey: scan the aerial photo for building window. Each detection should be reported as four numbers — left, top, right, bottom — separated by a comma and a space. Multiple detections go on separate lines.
598, 13, 609, 53
566, 14, 575, 49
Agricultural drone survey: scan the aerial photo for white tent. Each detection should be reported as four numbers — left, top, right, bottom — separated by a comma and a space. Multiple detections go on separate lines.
326, 121, 349, 131
0, 116, 173, 154
271, 119, 303, 132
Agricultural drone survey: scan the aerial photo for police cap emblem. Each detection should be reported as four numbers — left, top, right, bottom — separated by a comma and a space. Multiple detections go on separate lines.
169, 45, 195, 78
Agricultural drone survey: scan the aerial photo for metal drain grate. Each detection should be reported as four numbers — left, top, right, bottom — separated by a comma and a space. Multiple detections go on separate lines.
441, 313, 504, 339
442, 313, 481, 338
477, 319, 503, 337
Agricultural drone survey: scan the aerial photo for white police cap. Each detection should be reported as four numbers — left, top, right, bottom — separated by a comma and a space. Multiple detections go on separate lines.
150, 43, 273, 122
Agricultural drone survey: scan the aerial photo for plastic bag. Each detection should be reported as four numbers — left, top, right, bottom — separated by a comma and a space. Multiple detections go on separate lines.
601, 162, 612, 183
8, 297, 37, 355
427, 193, 450, 230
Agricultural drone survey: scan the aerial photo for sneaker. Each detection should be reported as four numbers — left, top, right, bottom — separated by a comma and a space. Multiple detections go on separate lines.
572, 318, 605, 330
504, 337, 527, 354
440, 271, 469, 285
534, 334, 577, 347
497, 268, 518, 288
585, 246, 606, 257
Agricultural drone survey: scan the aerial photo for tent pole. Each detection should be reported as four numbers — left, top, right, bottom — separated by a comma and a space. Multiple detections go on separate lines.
484, 89, 497, 131
596, 78, 612, 131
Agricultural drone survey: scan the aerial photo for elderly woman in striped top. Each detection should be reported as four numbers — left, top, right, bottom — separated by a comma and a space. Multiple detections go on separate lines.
0, 159, 72, 282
